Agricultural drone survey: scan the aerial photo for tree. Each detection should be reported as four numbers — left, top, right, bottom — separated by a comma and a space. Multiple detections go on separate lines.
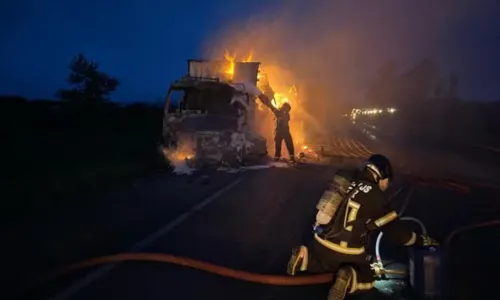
57, 54, 119, 104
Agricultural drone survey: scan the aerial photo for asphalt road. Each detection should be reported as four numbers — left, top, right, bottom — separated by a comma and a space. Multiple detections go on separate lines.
353, 119, 500, 183
4, 170, 247, 299
6, 123, 500, 300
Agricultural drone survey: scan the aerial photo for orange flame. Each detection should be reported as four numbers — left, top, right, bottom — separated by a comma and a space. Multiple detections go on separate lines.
272, 92, 290, 108
222, 50, 306, 151
224, 50, 236, 76
224, 50, 254, 77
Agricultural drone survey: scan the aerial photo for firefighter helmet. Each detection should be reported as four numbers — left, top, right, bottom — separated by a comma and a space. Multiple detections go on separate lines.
280, 102, 291, 112
365, 154, 393, 182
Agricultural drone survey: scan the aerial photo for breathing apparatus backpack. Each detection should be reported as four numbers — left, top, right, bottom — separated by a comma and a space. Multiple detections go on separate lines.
315, 169, 357, 227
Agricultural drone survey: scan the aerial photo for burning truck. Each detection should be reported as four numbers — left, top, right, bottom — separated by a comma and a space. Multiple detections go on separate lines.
160, 58, 271, 170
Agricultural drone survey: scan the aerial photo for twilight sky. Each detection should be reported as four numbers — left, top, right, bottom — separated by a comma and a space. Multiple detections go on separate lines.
1, 0, 500, 103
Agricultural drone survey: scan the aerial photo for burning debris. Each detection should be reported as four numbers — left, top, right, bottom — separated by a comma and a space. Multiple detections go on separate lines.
299, 145, 321, 161
161, 136, 196, 175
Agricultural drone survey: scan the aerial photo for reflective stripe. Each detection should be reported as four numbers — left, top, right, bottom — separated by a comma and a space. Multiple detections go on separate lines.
314, 234, 365, 255
348, 266, 375, 294
404, 232, 417, 246
348, 266, 358, 294
374, 211, 398, 227
300, 246, 309, 271
345, 200, 360, 231
355, 282, 375, 291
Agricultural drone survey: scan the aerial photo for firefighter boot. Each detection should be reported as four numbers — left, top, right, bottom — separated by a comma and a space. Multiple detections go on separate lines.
327, 266, 354, 300
286, 245, 308, 275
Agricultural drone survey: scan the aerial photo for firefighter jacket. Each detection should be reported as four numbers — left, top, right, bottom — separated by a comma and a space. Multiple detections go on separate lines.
315, 170, 418, 256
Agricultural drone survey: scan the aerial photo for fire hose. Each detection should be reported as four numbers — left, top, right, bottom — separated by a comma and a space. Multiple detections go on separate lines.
24, 192, 500, 299
26, 188, 410, 298
30, 252, 406, 296
29, 221, 500, 290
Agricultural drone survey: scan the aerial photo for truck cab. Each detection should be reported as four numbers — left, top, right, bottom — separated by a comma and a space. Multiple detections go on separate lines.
160, 59, 268, 169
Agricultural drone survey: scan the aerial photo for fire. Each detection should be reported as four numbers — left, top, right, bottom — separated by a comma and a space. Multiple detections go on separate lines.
288, 85, 298, 98
272, 92, 290, 108
224, 50, 236, 76
168, 151, 193, 161
222, 50, 306, 153
224, 50, 253, 77
161, 141, 195, 168
244, 51, 253, 62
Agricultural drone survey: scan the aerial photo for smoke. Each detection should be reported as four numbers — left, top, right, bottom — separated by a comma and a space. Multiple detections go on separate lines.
202, 0, 493, 138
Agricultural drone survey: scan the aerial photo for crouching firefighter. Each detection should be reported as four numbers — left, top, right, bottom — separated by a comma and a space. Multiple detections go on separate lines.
287, 154, 439, 300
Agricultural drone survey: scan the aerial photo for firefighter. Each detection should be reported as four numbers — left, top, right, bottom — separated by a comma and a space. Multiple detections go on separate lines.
259, 98, 295, 162
271, 102, 295, 162
287, 154, 438, 300
232, 81, 295, 162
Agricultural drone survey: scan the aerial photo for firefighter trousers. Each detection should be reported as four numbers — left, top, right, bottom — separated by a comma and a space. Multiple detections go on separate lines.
274, 130, 294, 158
305, 240, 388, 299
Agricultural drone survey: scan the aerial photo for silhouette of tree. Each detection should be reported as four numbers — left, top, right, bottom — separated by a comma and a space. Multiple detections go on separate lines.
57, 54, 119, 104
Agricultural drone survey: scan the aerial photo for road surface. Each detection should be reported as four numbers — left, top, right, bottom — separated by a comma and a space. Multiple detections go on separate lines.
5, 124, 500, 300
352, 119, 500, 183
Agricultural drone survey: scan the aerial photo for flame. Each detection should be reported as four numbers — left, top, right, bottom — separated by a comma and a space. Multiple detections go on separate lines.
222, 50, 306, 152
243, 51, 253, 62
256, 100, 267, 111
224, 50, 254, 77
161, 139, 195, 169
288, 85, 298, 98
272, 92, 290, 108
169, 151, 193, 161
224, 50, 236, 76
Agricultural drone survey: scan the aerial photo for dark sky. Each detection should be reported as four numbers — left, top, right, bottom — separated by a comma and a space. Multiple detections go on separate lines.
1, 0, 500, 103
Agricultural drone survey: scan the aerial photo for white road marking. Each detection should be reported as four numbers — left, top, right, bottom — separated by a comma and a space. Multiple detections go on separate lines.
50, 177, 244, 300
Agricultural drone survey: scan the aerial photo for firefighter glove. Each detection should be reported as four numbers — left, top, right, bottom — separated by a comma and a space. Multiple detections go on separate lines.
418, 234, 439, 247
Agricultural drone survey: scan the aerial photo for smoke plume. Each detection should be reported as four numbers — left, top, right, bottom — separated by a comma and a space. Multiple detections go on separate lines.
202, 0, 496, 141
